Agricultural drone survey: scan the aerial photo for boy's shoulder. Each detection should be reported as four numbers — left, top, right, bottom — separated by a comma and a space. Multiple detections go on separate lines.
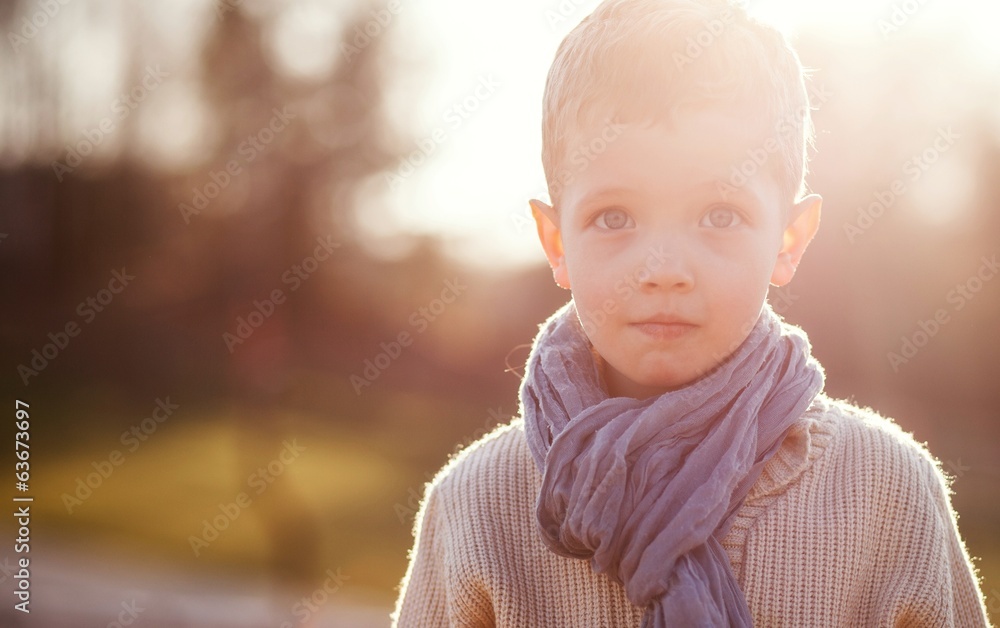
775, 394, 956, 518
426, 417, 536, 499
412, 418, 540, 545
818, 395, 947, 477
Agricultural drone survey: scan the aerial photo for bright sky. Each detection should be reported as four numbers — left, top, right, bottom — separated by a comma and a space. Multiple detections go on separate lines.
355, 0, 1000, 270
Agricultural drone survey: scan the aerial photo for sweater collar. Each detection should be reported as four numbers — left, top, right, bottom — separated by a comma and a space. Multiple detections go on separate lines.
747, 393, 835, 501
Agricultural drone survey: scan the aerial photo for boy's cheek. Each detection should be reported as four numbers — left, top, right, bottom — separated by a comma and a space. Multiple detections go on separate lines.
706, 250, 773, 287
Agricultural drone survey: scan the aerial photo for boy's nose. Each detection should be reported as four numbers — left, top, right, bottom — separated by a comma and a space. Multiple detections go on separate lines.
634, 242, 694, 293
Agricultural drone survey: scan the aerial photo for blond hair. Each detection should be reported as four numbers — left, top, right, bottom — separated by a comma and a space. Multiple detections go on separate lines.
541, 0, 814, 206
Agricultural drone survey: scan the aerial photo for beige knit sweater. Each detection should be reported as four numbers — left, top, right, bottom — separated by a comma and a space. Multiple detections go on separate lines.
392, 394, 991, 627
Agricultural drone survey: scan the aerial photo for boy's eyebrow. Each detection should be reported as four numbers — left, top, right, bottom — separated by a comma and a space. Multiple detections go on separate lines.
574, 180, 765, 209
573, 186, 634, 208
685, 178, 769, 209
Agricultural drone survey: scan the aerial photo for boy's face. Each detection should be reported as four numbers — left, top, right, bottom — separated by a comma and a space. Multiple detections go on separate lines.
532, 107, 821, 399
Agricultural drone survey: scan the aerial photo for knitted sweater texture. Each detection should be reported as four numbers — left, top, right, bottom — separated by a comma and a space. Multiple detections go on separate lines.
392, 395, 991, 627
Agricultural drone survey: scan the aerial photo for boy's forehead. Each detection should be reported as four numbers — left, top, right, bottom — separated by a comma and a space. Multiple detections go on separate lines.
580, 103, 774, 154
565, 108, 779, 190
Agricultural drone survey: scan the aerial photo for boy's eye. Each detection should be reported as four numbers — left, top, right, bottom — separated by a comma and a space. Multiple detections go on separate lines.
594, 208, 635, 230
700, 206, 743, 228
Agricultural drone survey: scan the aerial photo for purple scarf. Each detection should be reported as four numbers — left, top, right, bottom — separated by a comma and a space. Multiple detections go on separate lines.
519, 300, 824, 627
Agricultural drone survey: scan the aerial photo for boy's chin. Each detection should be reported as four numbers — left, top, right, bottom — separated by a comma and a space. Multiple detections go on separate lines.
604, 367, 702, 400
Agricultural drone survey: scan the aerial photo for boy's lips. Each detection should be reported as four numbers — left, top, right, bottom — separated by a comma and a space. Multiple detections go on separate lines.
629, 315, 697, 340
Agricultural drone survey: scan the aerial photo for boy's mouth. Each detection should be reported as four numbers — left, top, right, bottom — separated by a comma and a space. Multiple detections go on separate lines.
630, 315, 697, 340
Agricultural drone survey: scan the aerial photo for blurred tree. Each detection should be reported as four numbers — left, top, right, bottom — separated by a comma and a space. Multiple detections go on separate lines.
0, 0, 415, 591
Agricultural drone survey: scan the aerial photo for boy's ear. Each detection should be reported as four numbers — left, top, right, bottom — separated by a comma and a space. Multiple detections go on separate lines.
529, 199, 571, 289
770, 194, 822, 287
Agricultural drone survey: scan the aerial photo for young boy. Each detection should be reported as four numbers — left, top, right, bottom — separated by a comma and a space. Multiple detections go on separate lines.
393, 0, 991, 625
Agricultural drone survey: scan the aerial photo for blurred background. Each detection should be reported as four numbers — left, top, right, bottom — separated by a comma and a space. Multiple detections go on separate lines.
0, 0, 998, 625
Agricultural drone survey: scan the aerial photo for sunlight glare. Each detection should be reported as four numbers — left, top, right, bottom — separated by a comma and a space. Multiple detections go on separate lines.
384, 0, 1000, 267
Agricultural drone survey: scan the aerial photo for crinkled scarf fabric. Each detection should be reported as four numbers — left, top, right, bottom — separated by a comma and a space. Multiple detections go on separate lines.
519, 300, 824, 627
